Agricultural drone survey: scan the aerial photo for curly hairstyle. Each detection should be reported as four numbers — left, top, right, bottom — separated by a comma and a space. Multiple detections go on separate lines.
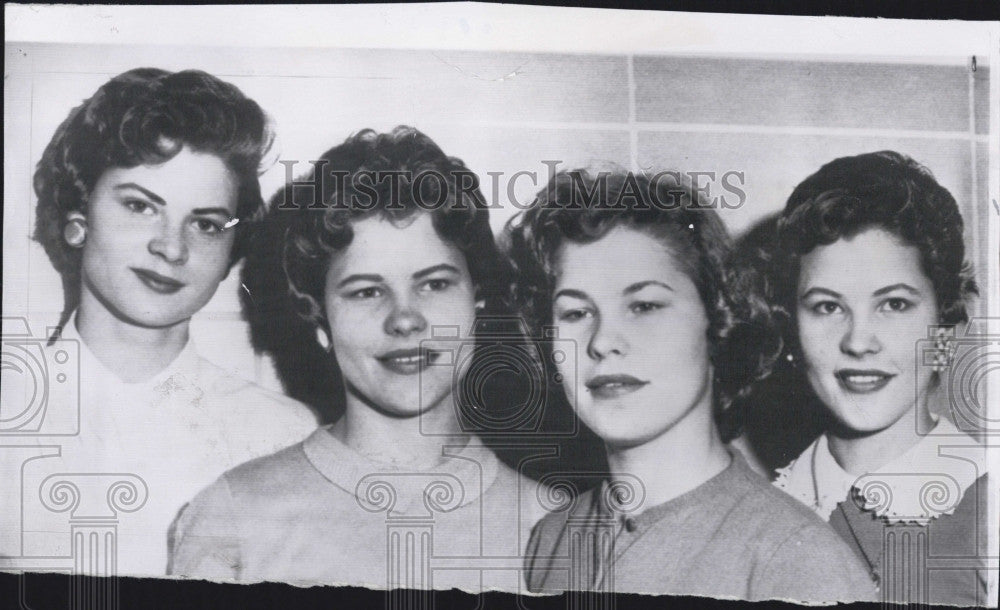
241, 126, 508, 417
773, 151, 979, 350
33, 67, 274, 332
503, 168, 779, 438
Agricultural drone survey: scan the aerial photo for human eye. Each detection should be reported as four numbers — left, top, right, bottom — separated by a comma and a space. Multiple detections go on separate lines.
629, 301, 664, 315
346, 286, 383, 300
122, 198, 155, 215
191, 217, 226, 235
809, 300, 843, 316
878, 297, 914, 313
420, 277, 453, 293
555, 307, 592, 323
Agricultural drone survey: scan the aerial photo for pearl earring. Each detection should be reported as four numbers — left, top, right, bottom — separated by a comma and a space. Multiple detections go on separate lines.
63, 217, 87, 247
315, 326, 332, 352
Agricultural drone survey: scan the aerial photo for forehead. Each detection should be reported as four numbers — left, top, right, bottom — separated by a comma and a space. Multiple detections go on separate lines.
327, 213, 468, 278
96, 148, 238, 211
554, 225, 693, 293
798, 228, 931, 293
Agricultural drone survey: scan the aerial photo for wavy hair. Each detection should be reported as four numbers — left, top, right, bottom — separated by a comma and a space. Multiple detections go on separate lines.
503, 168, 780, 438
773, 151, 978, 358
241, 126, 507, 416
33, 67, 274, 332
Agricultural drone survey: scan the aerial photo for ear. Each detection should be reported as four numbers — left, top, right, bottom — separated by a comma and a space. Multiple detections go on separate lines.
66, 211, 87, 223
315, 325, 331, 351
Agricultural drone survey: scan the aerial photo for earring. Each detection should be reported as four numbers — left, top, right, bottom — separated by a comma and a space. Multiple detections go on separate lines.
315, 326, 332, 352
932, 326, 956, 373
63, 214, 87, 248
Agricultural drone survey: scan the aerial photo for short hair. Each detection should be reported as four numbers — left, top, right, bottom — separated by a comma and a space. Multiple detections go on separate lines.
774, 150, 978, 330
241, 126, 506, 415
503, 168, 777, 432
33, 68, 273, 329
274, 126, 505, 326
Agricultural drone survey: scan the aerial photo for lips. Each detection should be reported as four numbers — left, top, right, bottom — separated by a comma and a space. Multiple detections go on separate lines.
835, 368, 896, 393
376, 348, 440, 376
131, 268, 185, 294
585, 374, 650, 399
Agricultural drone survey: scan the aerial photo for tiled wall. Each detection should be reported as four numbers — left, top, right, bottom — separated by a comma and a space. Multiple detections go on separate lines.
4, 43, 990, 392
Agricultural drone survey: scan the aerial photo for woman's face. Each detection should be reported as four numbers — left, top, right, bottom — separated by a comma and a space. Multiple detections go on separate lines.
796, 227, 939, 434
322, 213, 477, 417
551, 225, 714, 449
80, 148, 239, 328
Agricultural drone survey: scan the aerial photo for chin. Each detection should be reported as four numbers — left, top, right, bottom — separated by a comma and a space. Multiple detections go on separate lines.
115, 306, 192, 329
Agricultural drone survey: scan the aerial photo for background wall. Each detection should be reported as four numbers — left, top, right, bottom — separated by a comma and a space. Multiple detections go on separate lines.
4, 43, 991, 393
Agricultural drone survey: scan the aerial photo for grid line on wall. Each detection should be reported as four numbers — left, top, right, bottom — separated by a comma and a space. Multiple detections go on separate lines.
967, 57, 982, 319
627, 54, 639, 172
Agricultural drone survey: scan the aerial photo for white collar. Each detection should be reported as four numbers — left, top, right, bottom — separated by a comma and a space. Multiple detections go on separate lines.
57, 314, 201, 390
774, 417, 987, 525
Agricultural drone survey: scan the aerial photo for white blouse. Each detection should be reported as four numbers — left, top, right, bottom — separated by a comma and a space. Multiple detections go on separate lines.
1, 318, 318, 577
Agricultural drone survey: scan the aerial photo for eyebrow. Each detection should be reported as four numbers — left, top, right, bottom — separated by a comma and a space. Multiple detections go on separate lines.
114, 183, 233, 218
412, 264, 461, 280
872, 283, 921, 297
114, 183, 164, 205
623, 280, 673, 295
335, 264, 461, 290
336, 273, 384, 289
799, 287, 841, 300
553, 288, 589, 301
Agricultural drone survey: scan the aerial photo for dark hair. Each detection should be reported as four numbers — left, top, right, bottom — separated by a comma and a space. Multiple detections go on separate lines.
728, 213, 829, 471
774, 150, 978, 340
33, 67, 274, 331
503, 168, 777, 435
241, 126, 506, 416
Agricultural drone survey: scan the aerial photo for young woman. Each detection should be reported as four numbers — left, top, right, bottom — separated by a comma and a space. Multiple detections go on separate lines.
508, 169, 876, 601
0, 69, 316, 576
769, 151, 989, 605
168, 127, 546, 591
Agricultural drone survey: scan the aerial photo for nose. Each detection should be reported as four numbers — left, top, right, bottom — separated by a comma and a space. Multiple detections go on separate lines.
839, 313, 882, 357
587, 317, 628, 361
383, 299, 428, 337
148, 223, 189, 265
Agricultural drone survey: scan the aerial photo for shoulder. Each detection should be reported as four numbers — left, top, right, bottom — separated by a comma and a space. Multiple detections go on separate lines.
214, 438, 318, 503
726, 456, 830, 533
529, 484, 596, 546
933, 472, 990, 541
194, 356, 319, 430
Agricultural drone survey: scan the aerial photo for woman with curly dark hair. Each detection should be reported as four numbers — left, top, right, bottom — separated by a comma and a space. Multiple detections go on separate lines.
1, 68, 316, 576
509, 168, 874, 601
769, 151, 988, 605
169, 126, 546, 590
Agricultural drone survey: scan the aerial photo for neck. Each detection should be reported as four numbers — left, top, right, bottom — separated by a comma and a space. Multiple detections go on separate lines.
331, 392, 469, 469
827, 394, 936, 475
76, 288, 189, 383
605, 398, 730, 510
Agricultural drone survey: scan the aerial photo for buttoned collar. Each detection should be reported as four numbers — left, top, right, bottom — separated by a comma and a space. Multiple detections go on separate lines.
774, 417, 987, 525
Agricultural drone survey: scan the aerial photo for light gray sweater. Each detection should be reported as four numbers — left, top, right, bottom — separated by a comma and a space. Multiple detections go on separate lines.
524, 451, 878, 602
